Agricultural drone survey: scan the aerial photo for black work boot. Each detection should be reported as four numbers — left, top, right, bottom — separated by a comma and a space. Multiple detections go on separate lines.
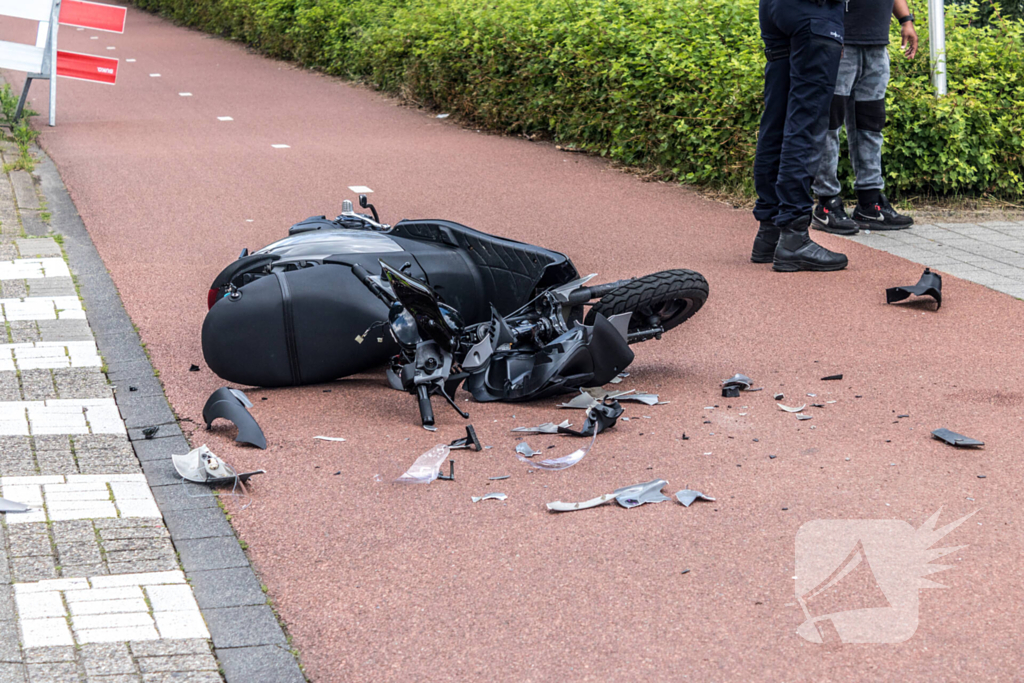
751, 221, 780, 264
852, 192, 914, 230
772, 215, 849, 272
812, 195, 860, 235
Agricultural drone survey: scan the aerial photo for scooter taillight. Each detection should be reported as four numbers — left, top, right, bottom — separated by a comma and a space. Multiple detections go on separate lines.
207, 288, 220, 310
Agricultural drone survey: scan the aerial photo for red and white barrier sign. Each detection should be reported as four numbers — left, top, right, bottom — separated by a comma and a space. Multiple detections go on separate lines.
56, 49, 117, 84
59, 0, 126, 33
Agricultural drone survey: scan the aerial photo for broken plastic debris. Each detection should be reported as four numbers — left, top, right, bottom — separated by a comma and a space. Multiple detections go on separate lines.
613, 479, 672, 509
546, 479, 671, 511
773, 393, 784, 400
489, 475, 510, 481
511, 420, 571, 434
722, 386, 740, 398
172, 445, 265, 485
314, 436, 346, 442
558, 400, 623, 437
0, 498, 32, 513
777, 403, 806, 413
547, 493, 615, 512
675, 489, 716, 507
887, 268, 942, 309
436, 113, 450, 119
932, 428, 984, 448
189, 364, 200, 371
203, 387, 267, 449
722, 374, 752, 389
517, 432, 597, 471
515, 442, 541, 458
448, 425, 482, 451
471, 492, 507, 502
423, 425, 438, 432
796, 414, 813, 421
396, 444, 451, 484
821, 374, 843, 381
142, 426, 159, 440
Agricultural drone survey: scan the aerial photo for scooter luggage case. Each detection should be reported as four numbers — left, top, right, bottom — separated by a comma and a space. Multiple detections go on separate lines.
202, 263, 398, 387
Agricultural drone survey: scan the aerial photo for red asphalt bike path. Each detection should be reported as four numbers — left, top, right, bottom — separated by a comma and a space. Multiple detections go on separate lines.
3, 9, 1023, 682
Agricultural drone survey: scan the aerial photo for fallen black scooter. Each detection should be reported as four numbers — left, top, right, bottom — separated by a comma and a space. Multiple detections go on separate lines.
202, 197, 709, 419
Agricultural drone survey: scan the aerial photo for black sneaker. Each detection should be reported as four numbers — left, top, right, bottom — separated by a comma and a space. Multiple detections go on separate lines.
852, 194, 914, 230
811, 196, 860, 235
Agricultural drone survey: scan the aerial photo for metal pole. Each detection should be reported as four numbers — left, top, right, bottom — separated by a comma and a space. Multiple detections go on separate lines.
49, 0, 60, 126
928, 0, 947, 96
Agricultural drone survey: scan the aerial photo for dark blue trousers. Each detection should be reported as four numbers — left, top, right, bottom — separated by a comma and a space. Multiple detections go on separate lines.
753, 0, 845, 227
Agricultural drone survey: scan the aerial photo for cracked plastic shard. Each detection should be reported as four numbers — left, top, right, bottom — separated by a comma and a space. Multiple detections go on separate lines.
396, 444, 451, 484
515, 442, 541, 458
547, 479, 672, 511
471, 493, 507, 502
511, 420, 571, 434
675, 489, 716, 507
516, 432, 596, 471
777, 403, 806, 413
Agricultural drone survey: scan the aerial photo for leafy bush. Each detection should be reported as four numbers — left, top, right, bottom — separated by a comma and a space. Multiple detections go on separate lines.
128, 0, 1024, 199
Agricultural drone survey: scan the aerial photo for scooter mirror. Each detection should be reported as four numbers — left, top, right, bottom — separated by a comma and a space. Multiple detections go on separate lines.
359, 194, 369, 208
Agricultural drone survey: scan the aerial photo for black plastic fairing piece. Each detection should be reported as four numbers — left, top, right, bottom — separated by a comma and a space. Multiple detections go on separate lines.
887, 268, 942, 309
203, 387, 267, 449
559, 400, 624, 437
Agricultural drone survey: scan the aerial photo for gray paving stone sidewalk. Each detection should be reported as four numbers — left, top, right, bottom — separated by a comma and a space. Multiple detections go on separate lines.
841, 220, 1024, 299
0, 138, 304, 683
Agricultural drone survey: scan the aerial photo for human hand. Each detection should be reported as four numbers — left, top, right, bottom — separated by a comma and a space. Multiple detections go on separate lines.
901, 22, 918, 59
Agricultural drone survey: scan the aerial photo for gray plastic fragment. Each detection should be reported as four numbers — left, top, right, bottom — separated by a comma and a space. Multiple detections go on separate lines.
796, 414, 813, 421
512, 420, 571, 434
488, 475, 510, 481
675, 489, 716, 507
722, 374, 752, 389
932, 428, 984, 447
778, 403, 806, 413
613, 479, 671, 508
515, 442, 541, 458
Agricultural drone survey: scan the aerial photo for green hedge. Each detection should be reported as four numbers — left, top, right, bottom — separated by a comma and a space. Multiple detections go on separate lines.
130, 0, 1024, 199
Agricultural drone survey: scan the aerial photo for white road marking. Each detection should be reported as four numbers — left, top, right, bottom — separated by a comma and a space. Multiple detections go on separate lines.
0, 473, 158, 524
15, 571, 208, 647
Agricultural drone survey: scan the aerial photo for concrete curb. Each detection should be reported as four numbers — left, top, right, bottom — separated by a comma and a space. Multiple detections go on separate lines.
34, 146, 306, 683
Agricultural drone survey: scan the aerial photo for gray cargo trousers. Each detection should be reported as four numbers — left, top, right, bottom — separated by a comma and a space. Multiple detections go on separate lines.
812, 45, 890, 198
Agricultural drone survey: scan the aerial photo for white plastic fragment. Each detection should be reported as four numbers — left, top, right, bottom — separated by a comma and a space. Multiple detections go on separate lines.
436, 113, 450, 119
313, 436, 346, 442
547, 494, 614, 512
774, 393, 784, 400
778, 403, 806, 413
471, 493, 507, 502
675, 489, 716, 507
395, 444, 450, 484
796, 414, 813, 421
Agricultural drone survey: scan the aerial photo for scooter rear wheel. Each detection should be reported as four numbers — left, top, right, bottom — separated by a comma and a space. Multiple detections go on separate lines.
584, 269, 708, 338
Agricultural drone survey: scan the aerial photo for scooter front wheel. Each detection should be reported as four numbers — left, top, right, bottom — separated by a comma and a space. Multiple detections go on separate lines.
584, 269, 708, 339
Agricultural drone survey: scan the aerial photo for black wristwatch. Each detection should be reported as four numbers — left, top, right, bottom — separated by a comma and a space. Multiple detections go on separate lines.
898, 13, 915, 24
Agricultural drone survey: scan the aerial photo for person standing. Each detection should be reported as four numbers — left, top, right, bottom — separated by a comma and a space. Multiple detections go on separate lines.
810, 0, 919, 233
751, 0, 850, 272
